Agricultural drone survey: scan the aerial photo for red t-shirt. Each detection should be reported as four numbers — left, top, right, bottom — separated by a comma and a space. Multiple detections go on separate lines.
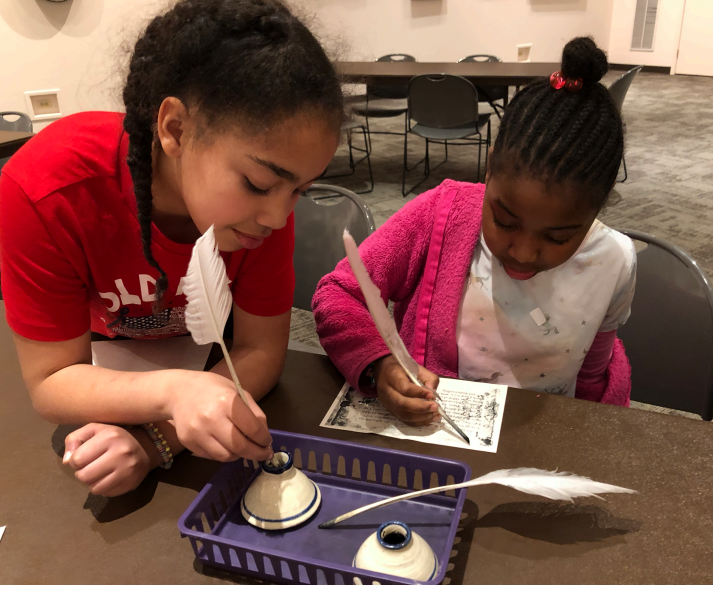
0, 112, 295, 341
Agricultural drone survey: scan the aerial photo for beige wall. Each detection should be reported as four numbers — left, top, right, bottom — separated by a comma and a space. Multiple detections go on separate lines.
0, 0, 166, 131
607, 0, 685, 70
2, 0, 646, 132
293, 0, 615, 63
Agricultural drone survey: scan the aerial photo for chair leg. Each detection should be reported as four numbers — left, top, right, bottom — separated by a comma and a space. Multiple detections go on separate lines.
364, 115, 373, 155
618, 153, 628, 183
347, 129, 356, 172
402, 128, 409, 197
361, 126, 374, 193
318, 125, 373, 193
484, 119, 491, 181
402, 135, 430, 197
477, 138, 482, 182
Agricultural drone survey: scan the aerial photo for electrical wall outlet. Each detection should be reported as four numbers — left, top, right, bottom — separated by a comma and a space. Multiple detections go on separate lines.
516, 43, 532, 63
24, 89, 62, 121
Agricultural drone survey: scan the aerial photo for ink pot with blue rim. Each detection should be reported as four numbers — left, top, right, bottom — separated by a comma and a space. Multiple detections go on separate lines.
240, 451, 322, 531
353, 521, 439, 582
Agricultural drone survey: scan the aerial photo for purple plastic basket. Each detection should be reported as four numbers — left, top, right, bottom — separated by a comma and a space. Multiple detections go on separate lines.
178, 430, 471, 585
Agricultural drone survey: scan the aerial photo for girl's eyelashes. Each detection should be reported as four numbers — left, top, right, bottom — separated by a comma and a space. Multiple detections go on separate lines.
494, 214, 571, 245
545, 235, 570, 246
492, 206, 573, 245
244, 177, 271, 196
493, 215, 517, 231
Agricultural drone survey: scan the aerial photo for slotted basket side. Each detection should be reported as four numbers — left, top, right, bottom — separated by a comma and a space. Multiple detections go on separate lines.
271, 431, 469, 494
178, 430, 471, 585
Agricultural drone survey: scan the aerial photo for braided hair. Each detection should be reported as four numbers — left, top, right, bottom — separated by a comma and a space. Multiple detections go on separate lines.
490, 37, 623, 209
122, 0, 343, 307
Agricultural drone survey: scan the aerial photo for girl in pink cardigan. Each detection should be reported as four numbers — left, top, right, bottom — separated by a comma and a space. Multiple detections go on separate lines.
313, 38, 636, 426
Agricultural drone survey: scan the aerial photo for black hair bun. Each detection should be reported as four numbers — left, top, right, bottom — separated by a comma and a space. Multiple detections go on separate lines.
254, 13, 289, 42
561, 36, 608, 85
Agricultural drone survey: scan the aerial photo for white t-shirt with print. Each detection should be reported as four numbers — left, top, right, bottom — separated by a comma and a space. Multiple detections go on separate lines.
456, 220, 636, 398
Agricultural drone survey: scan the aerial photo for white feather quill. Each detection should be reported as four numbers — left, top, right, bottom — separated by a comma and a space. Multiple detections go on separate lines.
183, 225, 248, 406
319, 467, 637, 528
343, 229, 421, 386
343, 229, 471, 444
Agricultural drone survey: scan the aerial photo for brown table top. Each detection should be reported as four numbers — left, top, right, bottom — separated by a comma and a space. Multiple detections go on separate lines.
0, 130, 33, 159
1, 301, 712, 584
0, 130, 33, 143
336, 61, 559, 86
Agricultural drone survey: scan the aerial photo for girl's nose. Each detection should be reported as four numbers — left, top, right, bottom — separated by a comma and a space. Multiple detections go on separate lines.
508, 234, 539, 265
256, 191, 298, 230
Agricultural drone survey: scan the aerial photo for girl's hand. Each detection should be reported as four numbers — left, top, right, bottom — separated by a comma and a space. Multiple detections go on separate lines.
373, 355, 441, 426
64, 424, 157, 497
166, 371, 273, 463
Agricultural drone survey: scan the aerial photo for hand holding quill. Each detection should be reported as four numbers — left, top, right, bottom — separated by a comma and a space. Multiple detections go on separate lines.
342, 230, 470, 445
183, 225, 273, 457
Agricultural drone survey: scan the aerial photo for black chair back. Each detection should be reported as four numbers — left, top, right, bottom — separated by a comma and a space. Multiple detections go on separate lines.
618, 229, 713, 420
458, 54, 501, 63
408, 75, 479, 129
376, 54, 416, 63
458, 55, 508, 103
368, 54, 417, 100
0, 112, 33, 133
609, 66, 643, 113
293, 184, 375, 311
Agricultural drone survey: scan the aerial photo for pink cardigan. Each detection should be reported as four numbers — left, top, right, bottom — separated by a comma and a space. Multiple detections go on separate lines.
313, 180, 631, 406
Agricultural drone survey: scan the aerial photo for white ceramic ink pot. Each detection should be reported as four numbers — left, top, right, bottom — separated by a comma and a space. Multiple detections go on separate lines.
352, 521, 438, 582
240, 451, 321, 531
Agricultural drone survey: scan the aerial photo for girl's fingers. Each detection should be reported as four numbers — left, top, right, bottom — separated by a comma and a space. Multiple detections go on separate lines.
418, 366, 440, 392
401, 382, 435, 400
204, 422, 244, 462
388, 370, 432, 399
243, 394, 269, 431
207, 433, 271, 462
381, 385, 437, 417
402, 413, 440, 427
74, 455, 114, 486
192, 423, 272, 463
68, 433, 112, 471
63, 423, 103, 464
87, 471, 121, 496
229, 394, 273, 449
226, 433, 273, 462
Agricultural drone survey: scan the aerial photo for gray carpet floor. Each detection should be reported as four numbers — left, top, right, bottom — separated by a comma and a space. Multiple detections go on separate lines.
290, 71, 712, 421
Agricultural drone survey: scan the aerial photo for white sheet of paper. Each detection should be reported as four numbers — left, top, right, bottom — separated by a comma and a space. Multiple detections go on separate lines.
91, 337, 212, 372
0, 526, 5, 544
320, 378, 507, 452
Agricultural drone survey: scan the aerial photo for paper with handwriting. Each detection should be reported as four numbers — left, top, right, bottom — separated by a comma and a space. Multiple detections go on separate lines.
320, 378, 507, 452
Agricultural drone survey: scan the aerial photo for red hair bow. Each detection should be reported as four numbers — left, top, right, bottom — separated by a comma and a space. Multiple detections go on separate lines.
550, 71, 583, 93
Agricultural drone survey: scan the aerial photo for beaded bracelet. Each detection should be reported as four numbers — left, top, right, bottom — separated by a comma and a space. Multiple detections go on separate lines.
141, 422, 173, 470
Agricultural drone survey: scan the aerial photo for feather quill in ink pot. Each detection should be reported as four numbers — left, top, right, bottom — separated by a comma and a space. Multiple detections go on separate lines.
183, 225, 250, 405
342, 229, 470, 445
183, 225, 274, 455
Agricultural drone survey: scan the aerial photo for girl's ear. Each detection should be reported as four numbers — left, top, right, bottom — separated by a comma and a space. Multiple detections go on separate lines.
156, 97, 189, 159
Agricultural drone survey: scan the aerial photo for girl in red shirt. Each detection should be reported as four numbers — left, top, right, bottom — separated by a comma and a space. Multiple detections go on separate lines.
0, 0, 342, 496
